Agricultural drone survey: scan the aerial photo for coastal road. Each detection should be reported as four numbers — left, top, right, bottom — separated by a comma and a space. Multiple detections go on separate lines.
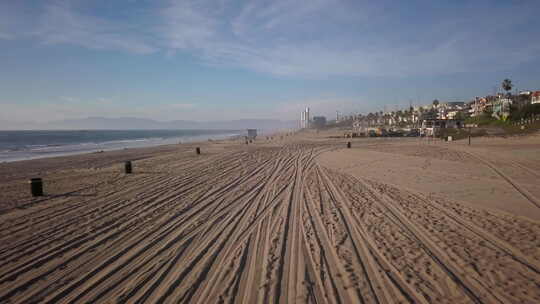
0, 141, 539, 303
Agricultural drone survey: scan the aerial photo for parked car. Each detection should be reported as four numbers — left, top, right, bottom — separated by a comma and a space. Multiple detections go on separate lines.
387, 130, 404, 137
406, 130, 420, 137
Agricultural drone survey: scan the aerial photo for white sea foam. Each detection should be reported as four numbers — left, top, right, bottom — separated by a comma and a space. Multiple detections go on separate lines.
0, 130, 241, 162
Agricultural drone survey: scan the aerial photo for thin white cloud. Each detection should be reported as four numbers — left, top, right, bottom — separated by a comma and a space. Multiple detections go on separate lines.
32, 1, 157, 54
170, 103, 196, 109
58, 96, 113, 104
59, 96, 80, 103
159, 1, 218, 50
2, 0, 540, 77
157, 0, 540, 77
96, 97, 112, 103
0, 32, 12, 39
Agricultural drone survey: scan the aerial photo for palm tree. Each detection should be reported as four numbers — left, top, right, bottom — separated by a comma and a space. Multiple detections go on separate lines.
501, 79, 513, 97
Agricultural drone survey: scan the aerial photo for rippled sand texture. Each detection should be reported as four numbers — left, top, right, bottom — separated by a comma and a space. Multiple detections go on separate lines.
1, 133, 539, 303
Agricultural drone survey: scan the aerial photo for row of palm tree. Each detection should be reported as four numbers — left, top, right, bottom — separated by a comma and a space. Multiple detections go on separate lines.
343, 78, 514, 127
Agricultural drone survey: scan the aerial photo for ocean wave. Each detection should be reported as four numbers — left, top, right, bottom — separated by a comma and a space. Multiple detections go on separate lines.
0, 130, 242, 162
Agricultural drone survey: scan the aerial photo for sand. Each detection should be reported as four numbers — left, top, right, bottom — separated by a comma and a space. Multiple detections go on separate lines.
0, 131, 539, 303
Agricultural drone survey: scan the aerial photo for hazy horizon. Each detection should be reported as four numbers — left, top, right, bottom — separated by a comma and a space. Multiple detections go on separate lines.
2, 0, 540, 124
0, 116, 298, 131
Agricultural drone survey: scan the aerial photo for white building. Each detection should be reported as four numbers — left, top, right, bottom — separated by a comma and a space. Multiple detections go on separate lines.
532, 91, 540, 104
300, 107, 310, 128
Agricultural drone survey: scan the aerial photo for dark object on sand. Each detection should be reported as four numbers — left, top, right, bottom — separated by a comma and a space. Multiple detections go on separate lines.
196, 147, 201, 154
125, 161, 132, 174
347, 142, 351, 148
30, 178, 43, 197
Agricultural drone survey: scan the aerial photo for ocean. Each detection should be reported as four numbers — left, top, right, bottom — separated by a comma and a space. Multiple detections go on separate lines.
0, 129, 242, 162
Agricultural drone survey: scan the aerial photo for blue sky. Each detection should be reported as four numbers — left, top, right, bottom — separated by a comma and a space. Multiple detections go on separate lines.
1, 0, 540, 123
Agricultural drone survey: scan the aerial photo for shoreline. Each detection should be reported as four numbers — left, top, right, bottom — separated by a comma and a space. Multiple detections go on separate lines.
0, 131, 244, 163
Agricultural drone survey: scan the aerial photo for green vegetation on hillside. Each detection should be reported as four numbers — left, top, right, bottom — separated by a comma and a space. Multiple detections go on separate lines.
511, 104, 540, 121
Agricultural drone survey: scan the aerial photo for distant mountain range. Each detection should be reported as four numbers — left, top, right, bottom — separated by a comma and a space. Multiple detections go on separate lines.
0, 117, 298, 131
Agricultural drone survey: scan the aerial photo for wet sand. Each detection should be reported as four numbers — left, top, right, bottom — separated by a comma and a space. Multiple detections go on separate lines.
0, 131, 539, 303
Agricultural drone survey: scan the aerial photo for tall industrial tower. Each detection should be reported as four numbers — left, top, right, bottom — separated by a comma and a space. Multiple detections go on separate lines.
300, 107, 310, 128
305, 107, 310, 128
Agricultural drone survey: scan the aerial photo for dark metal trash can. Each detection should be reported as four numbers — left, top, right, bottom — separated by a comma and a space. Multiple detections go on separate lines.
347, 142, 351, 148
30, 178, 43, 197
125, 161, 132, 174
196, 147, 201, 154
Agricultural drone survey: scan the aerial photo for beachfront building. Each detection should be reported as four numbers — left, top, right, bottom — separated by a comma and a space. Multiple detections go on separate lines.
312, 116, 327, 128
532, 91, 540, 104
351, 119, 369, 136
421, 119, 463, 136
410, 111, 420, 125
247, 129, 257, 139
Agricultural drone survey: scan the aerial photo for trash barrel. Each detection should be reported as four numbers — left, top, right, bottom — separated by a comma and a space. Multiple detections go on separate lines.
196, 147, 201, 154
125, 161, 132, 174
30, 178, 43, 197
347, 142, 351, 148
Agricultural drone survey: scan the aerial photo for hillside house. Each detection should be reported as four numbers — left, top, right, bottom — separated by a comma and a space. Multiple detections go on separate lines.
532, 91, 540, 104
492, 98, 512, 120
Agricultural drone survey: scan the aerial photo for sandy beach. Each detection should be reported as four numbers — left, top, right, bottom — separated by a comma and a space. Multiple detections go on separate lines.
1, 131, 539, 303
